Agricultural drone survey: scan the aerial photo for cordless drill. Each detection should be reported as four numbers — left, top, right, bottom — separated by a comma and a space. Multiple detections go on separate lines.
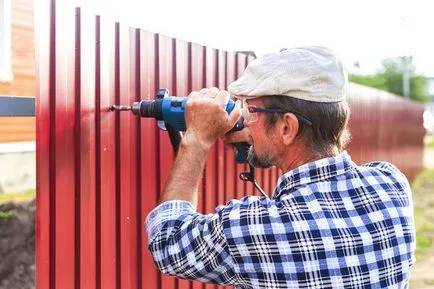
110, 88, 250, 164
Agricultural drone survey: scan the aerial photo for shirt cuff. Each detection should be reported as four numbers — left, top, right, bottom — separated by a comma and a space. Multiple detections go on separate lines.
145, 200, 196, 243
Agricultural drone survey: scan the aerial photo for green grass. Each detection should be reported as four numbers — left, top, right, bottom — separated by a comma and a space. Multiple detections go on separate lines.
0, 189, 36, 205
412, 169, 434, 260
0, 210, 14, 218
412, 169, 434, 191
414, 205, 434, 258
425, 136, 434, 148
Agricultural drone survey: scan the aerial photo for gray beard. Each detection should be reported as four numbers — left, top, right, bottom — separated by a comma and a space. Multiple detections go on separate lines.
247, 146, 273, 168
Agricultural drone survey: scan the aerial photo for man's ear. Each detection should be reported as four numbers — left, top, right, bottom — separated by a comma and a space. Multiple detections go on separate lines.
280, 113, 299, 145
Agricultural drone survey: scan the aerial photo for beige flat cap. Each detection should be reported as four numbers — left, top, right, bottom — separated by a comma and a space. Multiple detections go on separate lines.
228, 46, 347, 103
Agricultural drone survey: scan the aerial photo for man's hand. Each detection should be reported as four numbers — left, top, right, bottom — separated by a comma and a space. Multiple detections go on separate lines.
184, 87, 242, 149
159, 87, 241, 208
222, 129, 252, 148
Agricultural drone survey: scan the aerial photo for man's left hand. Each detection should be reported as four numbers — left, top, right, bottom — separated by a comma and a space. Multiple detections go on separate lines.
184, 87, 242, 149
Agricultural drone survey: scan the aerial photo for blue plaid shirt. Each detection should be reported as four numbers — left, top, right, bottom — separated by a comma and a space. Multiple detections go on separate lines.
146, 152, 416, 288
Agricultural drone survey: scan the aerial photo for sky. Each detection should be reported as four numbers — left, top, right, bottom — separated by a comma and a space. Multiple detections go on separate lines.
75, 0, 433, 76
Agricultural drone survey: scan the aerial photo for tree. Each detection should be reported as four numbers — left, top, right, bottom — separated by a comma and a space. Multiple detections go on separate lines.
349, 57, 429, 103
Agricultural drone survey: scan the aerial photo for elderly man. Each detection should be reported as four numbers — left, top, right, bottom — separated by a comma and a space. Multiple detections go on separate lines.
145, 46, 416, 288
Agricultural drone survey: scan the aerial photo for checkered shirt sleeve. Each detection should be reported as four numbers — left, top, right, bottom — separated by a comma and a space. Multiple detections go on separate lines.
146, 152, 416, 289
146, 200, 241, 286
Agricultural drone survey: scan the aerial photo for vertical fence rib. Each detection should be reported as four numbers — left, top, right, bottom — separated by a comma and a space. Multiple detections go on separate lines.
74, 8, 82, 289
114, 22, 122, 289
94, 14, 102, 289
135, 28, 143, 289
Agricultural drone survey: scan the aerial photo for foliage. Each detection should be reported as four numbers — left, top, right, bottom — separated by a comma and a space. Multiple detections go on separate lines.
349, 57, 429, 103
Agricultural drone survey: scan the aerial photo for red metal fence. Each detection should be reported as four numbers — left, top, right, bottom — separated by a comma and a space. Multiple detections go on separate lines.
35, 2, 425, 289
346, 83, 425, 181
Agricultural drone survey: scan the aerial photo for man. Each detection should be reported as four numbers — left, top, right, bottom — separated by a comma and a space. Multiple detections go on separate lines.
145, 46, 416, 288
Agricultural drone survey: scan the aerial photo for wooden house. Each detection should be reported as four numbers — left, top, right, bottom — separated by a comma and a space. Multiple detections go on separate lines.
0, 0, 35, 143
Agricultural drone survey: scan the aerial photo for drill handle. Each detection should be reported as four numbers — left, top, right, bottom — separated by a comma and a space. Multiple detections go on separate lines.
228, 117, 250, 164
234, 142, 250, 164
167, 124, 183, 154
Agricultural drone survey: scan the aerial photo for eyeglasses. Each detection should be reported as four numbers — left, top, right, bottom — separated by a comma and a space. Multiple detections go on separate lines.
242, 104, 313, 126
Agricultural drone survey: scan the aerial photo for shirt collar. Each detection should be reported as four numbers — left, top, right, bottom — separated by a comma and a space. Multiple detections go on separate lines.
272, 152, 356, 199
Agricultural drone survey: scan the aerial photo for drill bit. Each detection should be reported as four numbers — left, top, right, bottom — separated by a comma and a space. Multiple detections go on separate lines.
109, 105, 132, 111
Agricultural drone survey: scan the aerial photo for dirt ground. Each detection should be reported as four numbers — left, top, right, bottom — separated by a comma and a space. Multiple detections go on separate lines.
0, 200, 35, 289
411, 253, 434, 289
0, 147, 433, 289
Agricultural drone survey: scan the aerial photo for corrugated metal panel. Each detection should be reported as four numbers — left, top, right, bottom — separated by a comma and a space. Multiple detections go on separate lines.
346, 83, 425, 182
35, 2, 425, 289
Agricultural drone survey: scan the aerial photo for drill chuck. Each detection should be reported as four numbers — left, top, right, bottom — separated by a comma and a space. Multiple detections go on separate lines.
132, 99, 164, 119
